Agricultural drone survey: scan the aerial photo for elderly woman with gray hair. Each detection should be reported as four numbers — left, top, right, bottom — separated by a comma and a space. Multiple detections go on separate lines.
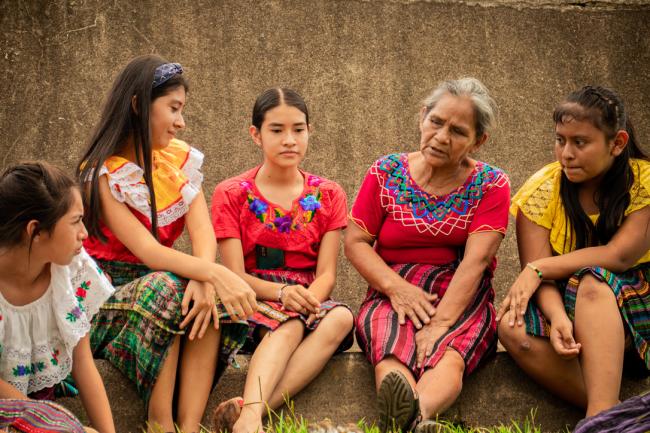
345, 78, 510, 433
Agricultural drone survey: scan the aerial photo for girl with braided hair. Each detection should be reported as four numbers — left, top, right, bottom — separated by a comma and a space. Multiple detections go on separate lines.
498, 86, 650, 418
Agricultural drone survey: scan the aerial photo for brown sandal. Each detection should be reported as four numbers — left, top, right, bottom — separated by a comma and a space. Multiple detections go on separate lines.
212, 397, 244, 433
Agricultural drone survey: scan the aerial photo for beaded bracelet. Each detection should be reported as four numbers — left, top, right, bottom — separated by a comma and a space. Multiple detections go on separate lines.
278, 284, 290, 303
526, 262, 543, 280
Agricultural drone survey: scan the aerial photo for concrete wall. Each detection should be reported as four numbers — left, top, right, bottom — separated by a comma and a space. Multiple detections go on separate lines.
2, 0, 650, 313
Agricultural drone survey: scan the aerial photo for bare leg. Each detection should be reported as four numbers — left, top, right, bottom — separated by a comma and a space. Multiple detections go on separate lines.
374, 356, 417, 392
266, 307, 354, 409
177, 326, 221, 432
415, 349, 465, 418
147, 335, 180, 433
233, 320, 305, 433
498, 319, 587, 407
574, 275, 625, 417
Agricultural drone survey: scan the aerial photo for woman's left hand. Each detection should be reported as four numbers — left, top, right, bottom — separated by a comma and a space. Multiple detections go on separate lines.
415, 322, 450, 368
180, 280, 219, 339
496, 265, 542, 327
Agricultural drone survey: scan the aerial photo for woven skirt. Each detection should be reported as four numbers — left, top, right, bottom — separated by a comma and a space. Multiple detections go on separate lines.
90, 259, 249, 404
0, 399, 85, 433
524, 264, 650, 370
242, 269, 353, 353
355, 262, 497, 378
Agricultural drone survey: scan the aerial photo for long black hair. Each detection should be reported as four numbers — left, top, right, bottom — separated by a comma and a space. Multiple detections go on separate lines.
76, 55, 188, 241
252, 88, 309, 129
554, 86, 648, 249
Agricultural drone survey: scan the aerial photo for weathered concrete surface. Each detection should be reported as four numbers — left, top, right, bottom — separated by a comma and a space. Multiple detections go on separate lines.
59, 354, 650, 433
2, 0, 650, 312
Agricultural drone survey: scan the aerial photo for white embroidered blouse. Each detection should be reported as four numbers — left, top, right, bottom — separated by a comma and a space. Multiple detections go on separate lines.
0, 249, 114, 395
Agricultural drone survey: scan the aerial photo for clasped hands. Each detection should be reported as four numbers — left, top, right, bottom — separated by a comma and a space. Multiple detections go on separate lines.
279, 284, 321, 325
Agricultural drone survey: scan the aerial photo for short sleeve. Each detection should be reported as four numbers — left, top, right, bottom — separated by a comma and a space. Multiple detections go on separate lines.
324, 182, 348, 232
349, 160, 387, 238
212, 181, 245, 239
510, 162, 562, 230
469, 170, 511, 234
626, 159, 650, 216
53, 249, 115, 353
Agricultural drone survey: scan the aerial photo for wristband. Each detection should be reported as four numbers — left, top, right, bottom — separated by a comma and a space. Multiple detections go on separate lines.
278, 284, 290, 303
526, 262, 543, 280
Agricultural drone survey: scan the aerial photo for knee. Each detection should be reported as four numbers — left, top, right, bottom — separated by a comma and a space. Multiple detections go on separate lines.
319, 307, 354, 342
576, 275, 613, 304
275, 319, 305, 342
498, 319, 532, 355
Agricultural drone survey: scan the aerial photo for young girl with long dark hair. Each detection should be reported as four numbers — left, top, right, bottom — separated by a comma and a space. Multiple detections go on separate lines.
77, 55, 257, 433
498, 86, 650, 419
211, 88, 354, 433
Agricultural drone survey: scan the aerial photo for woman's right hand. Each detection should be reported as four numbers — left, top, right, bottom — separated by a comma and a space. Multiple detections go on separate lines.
387, 281, 438, 329
549, 314, 581, 359
210, 265, 258, 321
280, 284, 320, 315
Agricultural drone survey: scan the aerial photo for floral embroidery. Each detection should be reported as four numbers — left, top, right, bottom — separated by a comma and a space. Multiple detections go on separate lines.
76, 281, 90, 304
13, 362, 46, 377
241, 175, 323, 232
51, 349, 60, 366
66, 306, 83, 323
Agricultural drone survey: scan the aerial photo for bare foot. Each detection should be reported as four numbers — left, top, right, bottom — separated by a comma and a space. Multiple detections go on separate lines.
212, 396, 244, 433
232, 407, 265, 433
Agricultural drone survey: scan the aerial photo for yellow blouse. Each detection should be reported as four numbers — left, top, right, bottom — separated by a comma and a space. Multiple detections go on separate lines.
510, 159, 650, 266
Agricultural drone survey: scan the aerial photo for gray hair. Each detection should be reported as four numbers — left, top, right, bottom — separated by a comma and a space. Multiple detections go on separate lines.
422, 78, 498, 138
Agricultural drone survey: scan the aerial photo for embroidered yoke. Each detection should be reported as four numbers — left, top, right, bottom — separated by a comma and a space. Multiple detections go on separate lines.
0, 250, 113, 395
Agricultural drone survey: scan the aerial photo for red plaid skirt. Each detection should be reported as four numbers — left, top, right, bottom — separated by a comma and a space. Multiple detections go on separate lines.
355, 263, 497, 378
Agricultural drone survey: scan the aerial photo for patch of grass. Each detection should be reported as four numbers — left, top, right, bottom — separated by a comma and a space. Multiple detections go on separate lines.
147, 405, 559, 433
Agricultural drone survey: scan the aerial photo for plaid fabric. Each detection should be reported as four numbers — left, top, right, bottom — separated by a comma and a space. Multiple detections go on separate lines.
574, 391, 650, 433
243, 269, 353, 353
524, 264, 650, 369
90, 259, 249, 403
355, 263, 497, 378
0, 399, 85, 433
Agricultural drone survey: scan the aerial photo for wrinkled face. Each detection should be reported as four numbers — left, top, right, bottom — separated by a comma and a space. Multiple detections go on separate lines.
39, 189, 88, 266
554, 118, 622, 185
419, 94, 482, 168
251, 103, 309, 168
149, 86, 186, 150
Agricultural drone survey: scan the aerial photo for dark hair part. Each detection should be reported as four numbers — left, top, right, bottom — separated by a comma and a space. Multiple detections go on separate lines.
252, 88, 309, 130
554, 85, 648, 249
76, 54, 188, 240
0, 161, 77, 249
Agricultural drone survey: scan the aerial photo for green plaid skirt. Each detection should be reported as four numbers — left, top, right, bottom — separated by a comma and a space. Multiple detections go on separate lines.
90, 260, 249, 404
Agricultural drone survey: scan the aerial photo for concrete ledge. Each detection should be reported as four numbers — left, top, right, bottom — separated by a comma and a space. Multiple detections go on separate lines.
58, 353, 649, 433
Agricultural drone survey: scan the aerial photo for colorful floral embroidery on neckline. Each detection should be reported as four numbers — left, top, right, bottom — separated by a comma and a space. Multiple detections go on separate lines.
378, 154, 499, 223
241, 175, 323, 233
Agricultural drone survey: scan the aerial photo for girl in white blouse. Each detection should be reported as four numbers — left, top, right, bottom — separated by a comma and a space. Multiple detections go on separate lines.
0, 162, 115, 433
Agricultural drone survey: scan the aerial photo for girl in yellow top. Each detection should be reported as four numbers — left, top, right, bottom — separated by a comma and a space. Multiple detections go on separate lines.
497, 86, 650, 418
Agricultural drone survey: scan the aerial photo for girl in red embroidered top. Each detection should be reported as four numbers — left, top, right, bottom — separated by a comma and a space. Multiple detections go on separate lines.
76, 55, 257, 433
211, 88, 354, 433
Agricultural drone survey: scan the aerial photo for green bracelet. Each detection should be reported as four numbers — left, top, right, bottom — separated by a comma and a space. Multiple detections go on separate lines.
526, 262, 543, 280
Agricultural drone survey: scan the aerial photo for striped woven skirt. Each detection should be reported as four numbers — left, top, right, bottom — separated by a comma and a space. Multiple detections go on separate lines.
90, 259, 249, 404
355, 263, 497, 378
243, 269, 353, 352
574, 391, 650, 433
0, 399, 85, 433
524, 264, 650, 370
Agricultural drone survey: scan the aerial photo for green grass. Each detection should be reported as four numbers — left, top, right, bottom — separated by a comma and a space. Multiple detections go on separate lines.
149, 404, 560, 433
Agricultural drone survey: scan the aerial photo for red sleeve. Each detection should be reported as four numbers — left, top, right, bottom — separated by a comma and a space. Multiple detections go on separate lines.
349, 161, 386, 237
469, 170, 511, 235
324, 182, 348, 232
211, 181, 244, 239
